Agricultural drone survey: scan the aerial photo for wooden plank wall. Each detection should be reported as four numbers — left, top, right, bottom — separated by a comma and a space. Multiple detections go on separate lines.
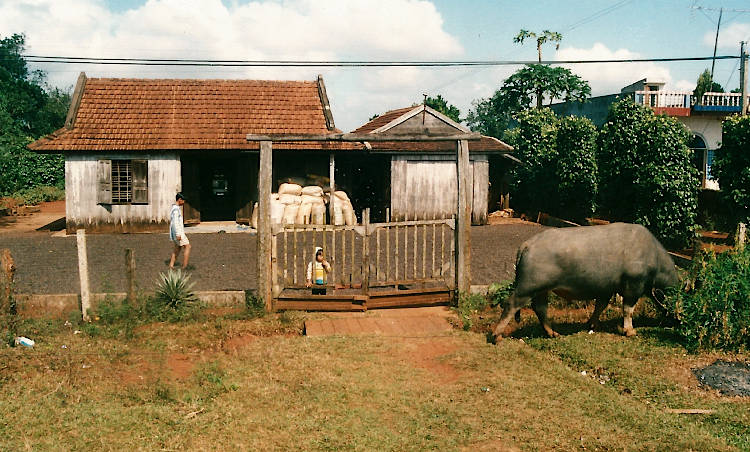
65, 152, 181, 233
390, 155, 488, 224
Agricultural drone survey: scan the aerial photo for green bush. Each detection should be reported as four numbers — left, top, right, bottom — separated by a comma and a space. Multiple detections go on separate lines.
7, 185, 65, 205
505, 108, 559, 215
152, 269, 200, 322
556, 116, 598, 223
487, 280, 514, 307
713, 115, 750, 226
598, 98, 699, 248
669, 247, 750, 351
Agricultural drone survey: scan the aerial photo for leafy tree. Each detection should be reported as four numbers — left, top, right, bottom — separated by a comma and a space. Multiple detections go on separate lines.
0, 33, 69, 195
693, 69, 724, 104
513, 29, 563, 108
466, 30, 589, 138
424, 94, 460, 123
713, 115, 750, 226
556, 116, 598, 223
466, 65, 590, 138
598, 98, 699, 248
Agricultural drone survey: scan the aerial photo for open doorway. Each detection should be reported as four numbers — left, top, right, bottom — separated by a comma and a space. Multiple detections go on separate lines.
181, 154, 257, 224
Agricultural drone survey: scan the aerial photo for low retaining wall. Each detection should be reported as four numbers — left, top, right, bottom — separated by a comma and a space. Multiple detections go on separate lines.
15, 290, 246, 318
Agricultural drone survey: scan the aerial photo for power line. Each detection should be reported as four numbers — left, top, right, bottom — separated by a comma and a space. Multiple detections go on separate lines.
18, 54, 741, 67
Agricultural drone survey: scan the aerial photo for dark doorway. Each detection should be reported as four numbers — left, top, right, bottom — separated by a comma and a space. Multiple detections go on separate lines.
181, 155, 257, 223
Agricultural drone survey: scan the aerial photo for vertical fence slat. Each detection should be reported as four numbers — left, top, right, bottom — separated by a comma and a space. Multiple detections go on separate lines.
432, 215, 436, 278
293, 228, 298, 285
331, 225, 336, 285
403, 225, 408, 282
283, 230, 288, 285
376, 228, 381, 282
440, 223, 445, 277
341, 228, 346, 286
413, 223, 417, 280
422, 224, 427, 280
395, 225, 399, 281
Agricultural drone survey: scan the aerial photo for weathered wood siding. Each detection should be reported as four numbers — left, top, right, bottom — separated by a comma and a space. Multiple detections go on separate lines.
65, 152, 181, 233
390, 155, 488, 224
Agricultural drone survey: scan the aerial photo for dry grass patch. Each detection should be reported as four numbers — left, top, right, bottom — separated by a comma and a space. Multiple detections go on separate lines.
0, 311, 747, 451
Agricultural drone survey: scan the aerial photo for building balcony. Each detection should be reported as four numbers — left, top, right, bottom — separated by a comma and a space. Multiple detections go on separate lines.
634, 91, 750, 116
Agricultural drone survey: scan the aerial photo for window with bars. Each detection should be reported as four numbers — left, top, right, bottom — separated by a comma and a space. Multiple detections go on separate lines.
97, 159, 149, 205
111, 160, 133, 203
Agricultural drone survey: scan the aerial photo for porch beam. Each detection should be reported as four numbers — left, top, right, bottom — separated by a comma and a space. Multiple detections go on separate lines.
246, 133, 482, 142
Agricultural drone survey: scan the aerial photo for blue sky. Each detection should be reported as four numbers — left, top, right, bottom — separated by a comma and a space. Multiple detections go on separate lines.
2, 0, 749, 131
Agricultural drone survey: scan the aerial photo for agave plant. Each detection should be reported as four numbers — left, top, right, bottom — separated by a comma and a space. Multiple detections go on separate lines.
154, 269, 198, 310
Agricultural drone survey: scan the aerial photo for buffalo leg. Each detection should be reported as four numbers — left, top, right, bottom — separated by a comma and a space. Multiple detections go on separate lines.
531, 293, 559, 338
492, 293, 529, 339
622, 296, 638, 337
587, 296, 611, 331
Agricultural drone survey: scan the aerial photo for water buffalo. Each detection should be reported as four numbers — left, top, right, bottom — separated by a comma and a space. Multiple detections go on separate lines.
492, 223, 679, 340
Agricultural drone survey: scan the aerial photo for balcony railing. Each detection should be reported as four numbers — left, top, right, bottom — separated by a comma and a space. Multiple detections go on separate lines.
634, 90, 750, 113
634, 91, 692, 108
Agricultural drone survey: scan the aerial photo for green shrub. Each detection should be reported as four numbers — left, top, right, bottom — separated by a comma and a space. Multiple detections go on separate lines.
8, 185, 64, 205
505, 108, 559, 215
669, 247, 750, 351
556, 116, 598, 223
487, 281, 514, 307
598, 98, 699, 248
713, 115, 750, 226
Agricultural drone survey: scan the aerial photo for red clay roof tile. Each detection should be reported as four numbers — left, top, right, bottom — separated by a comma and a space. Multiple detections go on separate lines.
29, 77, 360, 152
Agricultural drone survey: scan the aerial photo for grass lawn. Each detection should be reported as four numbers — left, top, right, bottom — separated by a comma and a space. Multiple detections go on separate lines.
1, 306, 748, 451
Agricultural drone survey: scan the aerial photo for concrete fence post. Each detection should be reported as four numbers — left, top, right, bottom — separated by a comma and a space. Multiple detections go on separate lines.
76, 229, 92, 321
125, 248, 136, 304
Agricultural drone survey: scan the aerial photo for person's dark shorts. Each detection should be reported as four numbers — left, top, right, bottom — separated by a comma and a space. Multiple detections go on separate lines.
312, 287, 327, 295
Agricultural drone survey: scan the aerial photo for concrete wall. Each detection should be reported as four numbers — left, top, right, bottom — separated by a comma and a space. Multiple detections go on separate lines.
675, 116, 723, 150
390, 155, 489, 224
65, 152, 181, 233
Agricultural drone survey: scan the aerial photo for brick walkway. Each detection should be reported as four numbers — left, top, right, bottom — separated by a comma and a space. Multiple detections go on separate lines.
304, 307, 455, 336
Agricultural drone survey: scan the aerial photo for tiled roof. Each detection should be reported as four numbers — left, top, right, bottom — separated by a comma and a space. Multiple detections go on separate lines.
352, 107, 415, 134
29, 77, 360, 151
352, 106, 513, 153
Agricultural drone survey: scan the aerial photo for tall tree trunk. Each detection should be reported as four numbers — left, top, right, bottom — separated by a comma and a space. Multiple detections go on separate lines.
537, 43, 543, 108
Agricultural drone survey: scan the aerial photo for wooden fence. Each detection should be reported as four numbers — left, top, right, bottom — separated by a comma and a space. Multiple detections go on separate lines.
271, 212, 455, 298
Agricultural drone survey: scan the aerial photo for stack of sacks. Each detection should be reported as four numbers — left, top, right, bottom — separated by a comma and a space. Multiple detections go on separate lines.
331, 191, 356, 225
300, 185, 326, 224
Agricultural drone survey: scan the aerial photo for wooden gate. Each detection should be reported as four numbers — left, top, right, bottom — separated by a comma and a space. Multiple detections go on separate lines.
271, 211, 455, 311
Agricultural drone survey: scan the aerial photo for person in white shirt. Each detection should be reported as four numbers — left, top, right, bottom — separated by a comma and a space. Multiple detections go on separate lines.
168, 193, 191, 269
305, 247, 331, 295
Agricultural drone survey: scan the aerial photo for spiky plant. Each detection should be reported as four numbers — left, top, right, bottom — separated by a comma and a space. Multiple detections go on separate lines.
154, 269, 198, 310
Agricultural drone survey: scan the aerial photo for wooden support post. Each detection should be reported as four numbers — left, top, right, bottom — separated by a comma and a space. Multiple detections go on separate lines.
362, 209, 370, 294
125, 248, 136, 305
329, 154, 336, 223
1, 249, 16, 316
257, 140, 273, 311
455, 139, 472, 293
76, 229, 92, 321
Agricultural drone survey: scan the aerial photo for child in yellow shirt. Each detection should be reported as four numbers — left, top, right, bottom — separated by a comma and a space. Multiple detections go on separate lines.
306, 247, 331, 295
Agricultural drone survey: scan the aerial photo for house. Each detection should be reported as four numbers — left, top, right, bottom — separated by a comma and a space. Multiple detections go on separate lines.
349, 104, 514, 224
550, 78, 750, 190
29, 73, 354, 233
29, 73, 514, 232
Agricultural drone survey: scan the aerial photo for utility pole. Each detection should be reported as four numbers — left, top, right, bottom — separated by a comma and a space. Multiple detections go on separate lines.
710, 7, 723, 84
741, 41, 748, 116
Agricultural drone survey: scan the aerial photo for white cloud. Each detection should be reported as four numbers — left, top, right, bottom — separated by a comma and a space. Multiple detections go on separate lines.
0, 0, 463, 131
703, 22, 750, 50
556, 42, 693, 95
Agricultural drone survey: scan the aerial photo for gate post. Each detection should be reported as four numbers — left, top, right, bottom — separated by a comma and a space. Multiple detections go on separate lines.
258, 140, 274, 311
455, 139, 472, 294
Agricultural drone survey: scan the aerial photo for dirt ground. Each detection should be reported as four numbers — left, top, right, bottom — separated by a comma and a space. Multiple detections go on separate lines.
0, 214, 543, 294
0, 200, 65, 233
